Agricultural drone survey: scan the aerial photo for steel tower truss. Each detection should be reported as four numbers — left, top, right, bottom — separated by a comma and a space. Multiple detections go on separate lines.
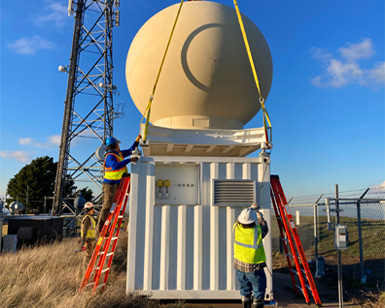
53, 0, 120, 215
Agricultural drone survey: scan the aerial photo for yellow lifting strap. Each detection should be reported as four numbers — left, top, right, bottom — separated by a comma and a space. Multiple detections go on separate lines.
233, 0, 272, 144
141, 0, 185, 143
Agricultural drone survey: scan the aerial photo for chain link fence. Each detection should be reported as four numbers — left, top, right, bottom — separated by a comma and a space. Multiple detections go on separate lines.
271, 187, 385, 290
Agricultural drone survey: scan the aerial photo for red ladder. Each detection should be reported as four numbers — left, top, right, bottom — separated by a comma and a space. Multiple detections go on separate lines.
79, 175, 131, 292
270, 175, 322, 307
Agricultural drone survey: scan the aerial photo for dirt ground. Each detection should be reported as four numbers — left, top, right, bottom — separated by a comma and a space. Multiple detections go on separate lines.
172, 268, 384, 307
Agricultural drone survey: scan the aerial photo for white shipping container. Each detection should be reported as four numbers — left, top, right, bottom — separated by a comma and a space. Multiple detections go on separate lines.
127, 155, 273, 300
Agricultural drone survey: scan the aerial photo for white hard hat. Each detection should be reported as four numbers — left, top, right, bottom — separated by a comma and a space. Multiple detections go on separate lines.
238, 208, 257, 225
84, 202, 94, 209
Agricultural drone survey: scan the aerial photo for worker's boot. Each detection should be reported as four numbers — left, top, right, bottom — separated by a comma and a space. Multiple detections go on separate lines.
241, 295, 252, 308
252, 298, 264, 308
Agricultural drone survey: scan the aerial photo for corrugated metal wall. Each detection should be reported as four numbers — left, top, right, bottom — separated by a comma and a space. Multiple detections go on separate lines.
127, 156, 272, 300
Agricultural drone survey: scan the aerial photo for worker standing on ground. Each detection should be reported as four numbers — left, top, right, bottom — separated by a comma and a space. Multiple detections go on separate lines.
233, 204, 268, 308
96, 135, 140, 236
80, 202, 97, 267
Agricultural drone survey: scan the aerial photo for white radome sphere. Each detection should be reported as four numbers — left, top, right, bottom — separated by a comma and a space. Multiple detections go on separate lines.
126, 1, 273, 130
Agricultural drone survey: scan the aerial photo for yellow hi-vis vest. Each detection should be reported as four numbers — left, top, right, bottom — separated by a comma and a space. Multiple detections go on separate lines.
81, 214, 96, 238
104, 151, 128, 181
233, 222, 266, 264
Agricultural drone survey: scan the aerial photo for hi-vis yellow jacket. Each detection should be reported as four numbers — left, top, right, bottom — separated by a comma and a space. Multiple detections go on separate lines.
81, 214, 96, 239
233, 222, 266, 264
103, 151, 128, 181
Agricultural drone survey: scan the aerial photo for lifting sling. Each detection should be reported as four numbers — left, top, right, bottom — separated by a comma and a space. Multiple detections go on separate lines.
233, 0, 272, 145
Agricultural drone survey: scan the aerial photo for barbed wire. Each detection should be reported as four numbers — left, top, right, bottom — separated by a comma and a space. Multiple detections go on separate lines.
289, 187, 385, 202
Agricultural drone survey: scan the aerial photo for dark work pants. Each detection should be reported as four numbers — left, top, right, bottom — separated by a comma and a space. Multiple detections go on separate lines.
97, 183, 119, 234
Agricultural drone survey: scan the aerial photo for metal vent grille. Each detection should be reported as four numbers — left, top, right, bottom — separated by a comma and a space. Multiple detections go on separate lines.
213, 180, 255, 206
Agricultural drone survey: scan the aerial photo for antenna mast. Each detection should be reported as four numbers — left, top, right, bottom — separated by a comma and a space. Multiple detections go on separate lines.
53, 0, 121, 215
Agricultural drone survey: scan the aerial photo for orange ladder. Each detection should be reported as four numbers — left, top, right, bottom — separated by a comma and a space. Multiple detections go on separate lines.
79, 175, 131, 292
270, 175, 322, 307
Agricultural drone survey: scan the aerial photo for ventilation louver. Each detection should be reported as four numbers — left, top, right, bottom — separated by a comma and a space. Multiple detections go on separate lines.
213, 180, 256, 206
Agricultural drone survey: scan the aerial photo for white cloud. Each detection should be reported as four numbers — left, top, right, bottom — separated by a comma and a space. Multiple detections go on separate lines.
7, 35, 55, 55
338, 38, 375, 62
47, 135, 61, 147
19, 138, 33, 145
18, 135, 61, 148
33, 2, 68, 28
0, 151, 32, 163
310, 38, 385, 88
367, 62, 385, 84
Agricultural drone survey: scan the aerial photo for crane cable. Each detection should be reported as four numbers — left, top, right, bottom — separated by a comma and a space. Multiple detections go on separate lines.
140, 0, 185, 143
233, 0, 272, 145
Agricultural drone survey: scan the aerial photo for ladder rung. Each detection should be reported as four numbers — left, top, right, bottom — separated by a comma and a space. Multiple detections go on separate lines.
101, 267, 111, 274
96, 282, 106, 289
85, 282, 96, 288
286, 253, 293, 259
118, 215, 124, 218
282, 238, 289, 242
295, 284, 303, 293
290, 269, 298, 275
92, 266, 100, 271
98, 251, 105, 256
290, 268, 306, 277
111, 237, 118, 241
106, 252, 114, 257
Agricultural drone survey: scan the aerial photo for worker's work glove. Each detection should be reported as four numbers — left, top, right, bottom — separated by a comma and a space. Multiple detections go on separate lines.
256, 211, 264, 223
130, 157, 138, 163
80, 242, 86, 250
135, 134, 141, 143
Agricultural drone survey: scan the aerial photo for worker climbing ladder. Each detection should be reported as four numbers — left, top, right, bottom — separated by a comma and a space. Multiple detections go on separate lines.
79, 175, 131, 292
270, 175, 322, 307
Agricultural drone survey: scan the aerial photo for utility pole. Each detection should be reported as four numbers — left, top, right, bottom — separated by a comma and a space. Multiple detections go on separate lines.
52, 0, 121, 215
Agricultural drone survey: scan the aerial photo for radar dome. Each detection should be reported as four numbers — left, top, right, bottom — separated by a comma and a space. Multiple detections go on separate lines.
126, 1, 272, 130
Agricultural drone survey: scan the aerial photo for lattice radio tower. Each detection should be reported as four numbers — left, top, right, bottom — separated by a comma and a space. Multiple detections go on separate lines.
52, 0, 122, 215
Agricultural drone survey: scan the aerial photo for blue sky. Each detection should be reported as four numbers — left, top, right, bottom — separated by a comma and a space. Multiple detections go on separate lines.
1, 0, 384, 202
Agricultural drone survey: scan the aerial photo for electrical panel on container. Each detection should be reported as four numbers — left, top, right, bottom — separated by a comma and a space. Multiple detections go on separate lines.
155, 164, 199, 205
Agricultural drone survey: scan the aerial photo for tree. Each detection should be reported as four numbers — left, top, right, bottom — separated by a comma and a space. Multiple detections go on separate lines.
6, 156, 75, 213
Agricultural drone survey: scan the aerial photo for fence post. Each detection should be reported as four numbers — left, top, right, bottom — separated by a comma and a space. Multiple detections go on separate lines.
314, 194, 323, 260
325, 198, 332, 230
335, 184, 343, 308
357, 188, 370, 284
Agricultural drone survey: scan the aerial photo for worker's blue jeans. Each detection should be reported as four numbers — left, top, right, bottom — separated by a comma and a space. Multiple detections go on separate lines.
236, 269, 266, 299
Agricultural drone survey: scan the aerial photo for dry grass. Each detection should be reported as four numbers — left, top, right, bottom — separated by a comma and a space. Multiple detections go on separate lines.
0, 231, 160, 308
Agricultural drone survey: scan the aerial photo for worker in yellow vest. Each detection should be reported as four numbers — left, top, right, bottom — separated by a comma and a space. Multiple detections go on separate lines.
234, 205, 268, 308
81, 202, 97, 267
96, 135, 140, 235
